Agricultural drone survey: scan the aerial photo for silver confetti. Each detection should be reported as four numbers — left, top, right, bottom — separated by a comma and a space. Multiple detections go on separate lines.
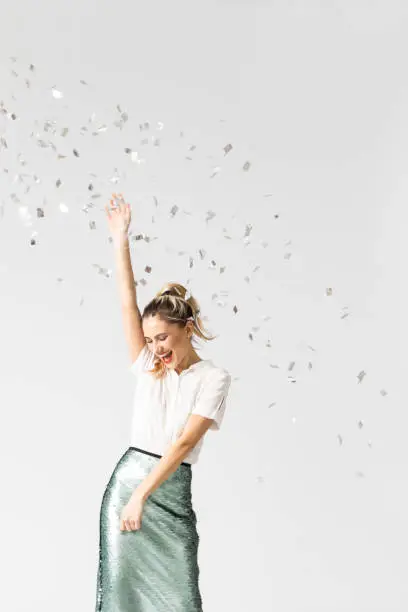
223, 143, 233, 155
357, 370, 366, 384
44, 120, 58, 134
52, 87, 63, 99
131, 151, 145, 164
243, 161, 251, 171
205, 211, 216, 222
92, 264, 112, 278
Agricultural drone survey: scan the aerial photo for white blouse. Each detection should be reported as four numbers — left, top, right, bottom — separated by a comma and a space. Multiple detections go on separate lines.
128, 344, 232, 464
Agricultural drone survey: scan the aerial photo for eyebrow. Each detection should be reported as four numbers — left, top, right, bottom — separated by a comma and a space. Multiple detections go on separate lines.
144, 332, 167, 340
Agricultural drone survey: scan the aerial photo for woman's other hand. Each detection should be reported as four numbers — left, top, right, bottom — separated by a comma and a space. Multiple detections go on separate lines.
120, 492, 145, 532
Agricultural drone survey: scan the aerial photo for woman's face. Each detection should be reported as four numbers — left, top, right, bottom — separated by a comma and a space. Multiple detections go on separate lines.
143, 316, 192, 369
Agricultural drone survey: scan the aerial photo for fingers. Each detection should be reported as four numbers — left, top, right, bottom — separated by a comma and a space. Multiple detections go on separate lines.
108, 193, 129, 211
120, 519, 139, 532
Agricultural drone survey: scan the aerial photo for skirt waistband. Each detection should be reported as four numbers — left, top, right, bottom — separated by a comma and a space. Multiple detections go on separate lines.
129, 446, 192, 468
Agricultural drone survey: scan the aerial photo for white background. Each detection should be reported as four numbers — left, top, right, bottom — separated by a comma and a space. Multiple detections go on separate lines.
0, 1, 406, 611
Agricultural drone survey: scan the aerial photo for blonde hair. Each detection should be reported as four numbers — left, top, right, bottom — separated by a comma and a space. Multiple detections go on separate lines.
141, 282, 216, 380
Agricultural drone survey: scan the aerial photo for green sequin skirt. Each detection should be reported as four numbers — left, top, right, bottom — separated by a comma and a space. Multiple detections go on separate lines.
95, 446, 203, 611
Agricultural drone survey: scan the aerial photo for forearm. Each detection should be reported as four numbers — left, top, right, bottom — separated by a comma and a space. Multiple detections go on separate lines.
113, 237, 138, 309
135, 439, 193, 501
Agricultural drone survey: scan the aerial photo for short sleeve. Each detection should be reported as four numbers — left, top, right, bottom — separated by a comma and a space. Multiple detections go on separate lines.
129, 344, 156, 378
191, 369, 232, 431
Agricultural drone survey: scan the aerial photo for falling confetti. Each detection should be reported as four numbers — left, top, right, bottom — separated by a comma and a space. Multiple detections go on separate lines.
52, 87, 63, 99
357, 370, 366, 384
92, 264, 112, 278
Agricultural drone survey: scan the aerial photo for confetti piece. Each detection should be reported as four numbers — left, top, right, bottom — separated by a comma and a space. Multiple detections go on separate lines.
92, 264, 112, 278
357, 370, 366, 383
52, 87, 63, 99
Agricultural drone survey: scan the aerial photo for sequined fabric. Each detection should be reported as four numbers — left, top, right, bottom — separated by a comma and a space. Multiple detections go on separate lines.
95, 446, 203, 611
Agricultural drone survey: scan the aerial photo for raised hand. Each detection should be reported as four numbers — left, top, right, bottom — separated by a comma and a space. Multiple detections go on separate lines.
105, 193, 132, 246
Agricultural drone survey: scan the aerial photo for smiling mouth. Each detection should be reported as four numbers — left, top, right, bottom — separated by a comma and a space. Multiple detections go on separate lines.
160, 350, 173, 363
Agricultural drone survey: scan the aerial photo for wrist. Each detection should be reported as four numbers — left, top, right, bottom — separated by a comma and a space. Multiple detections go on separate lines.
113, 235, 130, 249
133, 487, 148, 502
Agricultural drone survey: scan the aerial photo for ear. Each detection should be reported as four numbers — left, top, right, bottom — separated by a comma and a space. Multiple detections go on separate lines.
186, 322, 194, 337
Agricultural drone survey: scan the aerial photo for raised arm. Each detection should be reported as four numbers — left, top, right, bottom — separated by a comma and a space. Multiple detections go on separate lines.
106, 194, 146, 364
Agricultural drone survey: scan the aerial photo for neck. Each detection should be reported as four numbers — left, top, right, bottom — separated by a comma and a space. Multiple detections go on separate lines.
174, 351, 202, 375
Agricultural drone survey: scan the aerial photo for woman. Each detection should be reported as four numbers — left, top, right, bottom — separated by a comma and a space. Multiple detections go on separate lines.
95, 193, 232, 611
